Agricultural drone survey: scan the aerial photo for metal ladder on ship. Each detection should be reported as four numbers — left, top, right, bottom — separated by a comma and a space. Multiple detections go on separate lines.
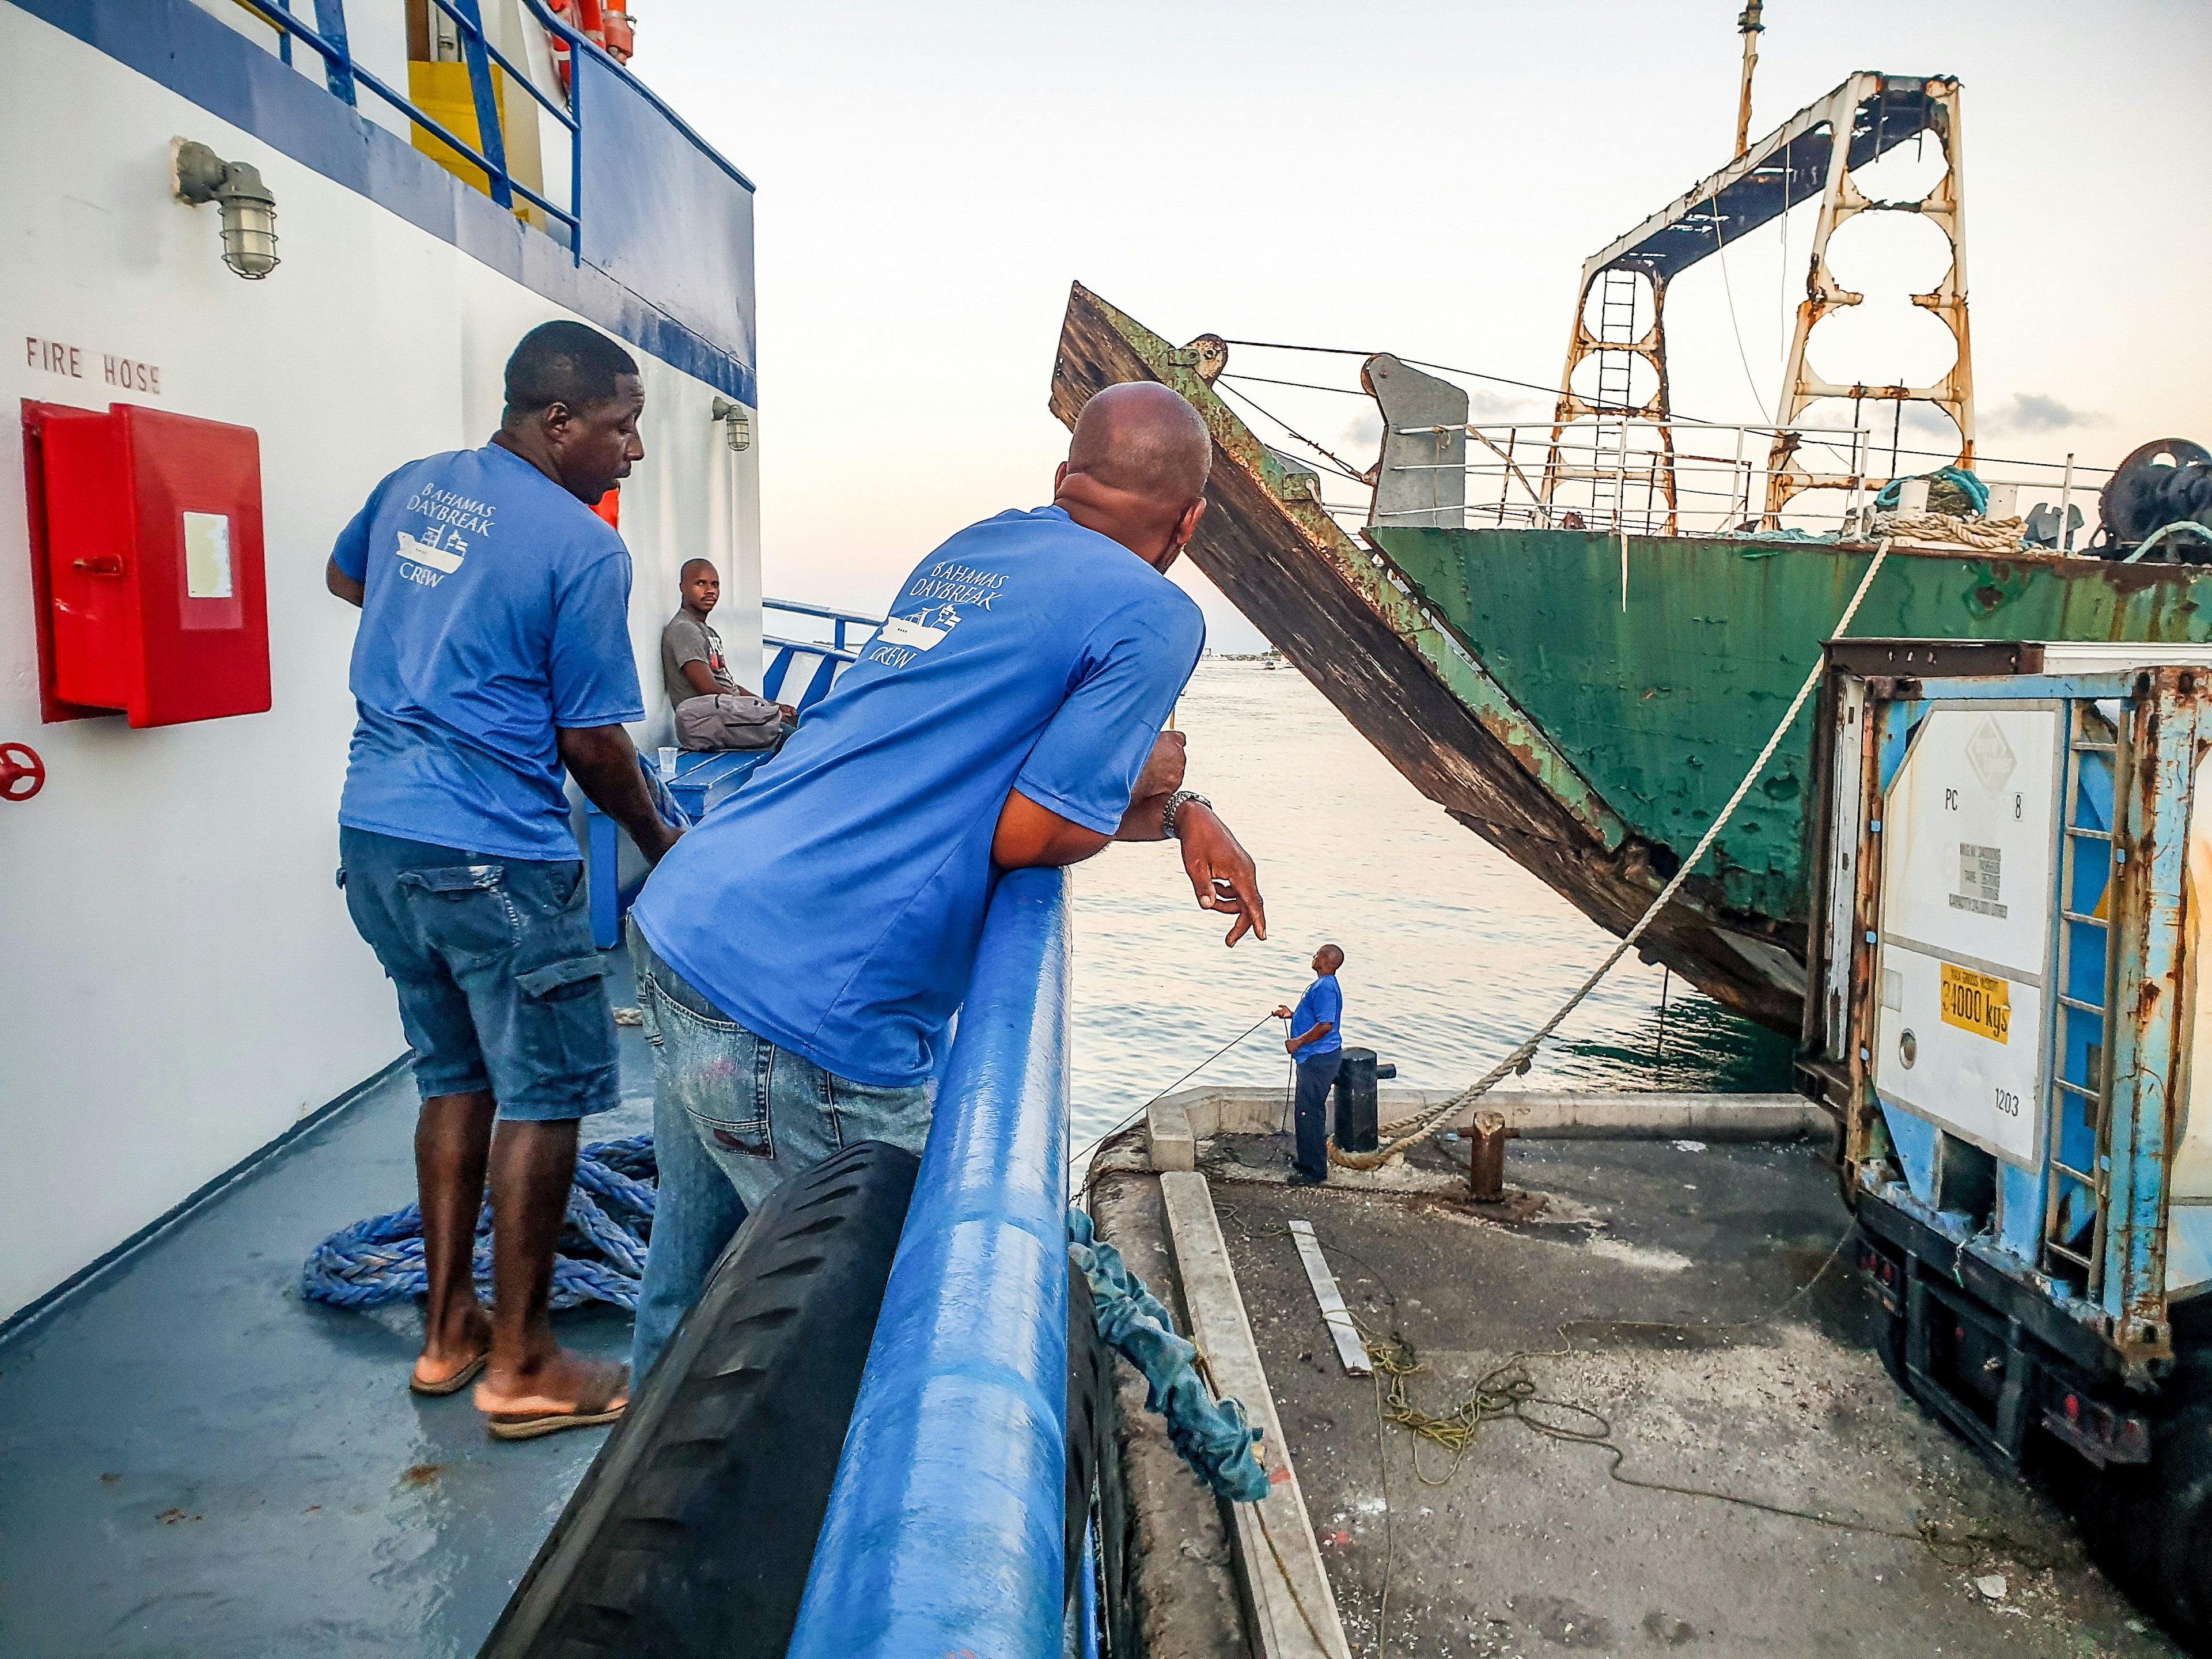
2042, 704, 2114, 1293
1588, 267, 1640, 532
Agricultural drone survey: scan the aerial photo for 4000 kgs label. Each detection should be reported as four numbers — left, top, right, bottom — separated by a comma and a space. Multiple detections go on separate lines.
1940, 963, 2010, 1044
1873, 948, 2040, 1166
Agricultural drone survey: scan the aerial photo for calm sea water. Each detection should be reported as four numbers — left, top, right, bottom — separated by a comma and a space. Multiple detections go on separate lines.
1065, 660, 1794, 1155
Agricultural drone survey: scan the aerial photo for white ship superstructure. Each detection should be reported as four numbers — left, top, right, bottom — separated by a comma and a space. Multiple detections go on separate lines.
0, 0, 762, 1324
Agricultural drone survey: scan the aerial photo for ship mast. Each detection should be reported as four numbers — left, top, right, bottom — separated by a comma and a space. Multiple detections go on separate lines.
1734, 2, 1764, 158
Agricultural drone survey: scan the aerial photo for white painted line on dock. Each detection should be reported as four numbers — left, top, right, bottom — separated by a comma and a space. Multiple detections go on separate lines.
1160, 1172, 1351, 1659
1287, 1219, 1371, 1377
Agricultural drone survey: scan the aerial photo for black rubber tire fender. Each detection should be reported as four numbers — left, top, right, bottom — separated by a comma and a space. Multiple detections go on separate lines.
1063, 1263, 1111, 1610
479, 1138, 920, 1659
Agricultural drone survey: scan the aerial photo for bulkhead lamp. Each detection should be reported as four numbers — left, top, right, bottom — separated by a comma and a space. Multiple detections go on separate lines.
173, 141, 279, 279
710, 396, 752, 452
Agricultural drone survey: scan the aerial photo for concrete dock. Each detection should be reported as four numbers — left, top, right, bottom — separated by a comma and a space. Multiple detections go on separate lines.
1094, 1089, 2183, 1658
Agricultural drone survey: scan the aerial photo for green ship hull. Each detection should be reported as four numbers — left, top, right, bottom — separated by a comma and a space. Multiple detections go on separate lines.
1051, 283, 2212, 1034
1373, 527, 2212, 926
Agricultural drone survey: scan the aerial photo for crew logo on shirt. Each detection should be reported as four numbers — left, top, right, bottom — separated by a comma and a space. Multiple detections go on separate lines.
906, 560, 1005, 611
867, 556, 1008, 670
395, 484, 497, 588
870, 606, 956, 668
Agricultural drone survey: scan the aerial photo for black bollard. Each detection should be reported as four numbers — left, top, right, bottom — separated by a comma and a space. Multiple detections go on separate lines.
1332, 1049, 1381, 1154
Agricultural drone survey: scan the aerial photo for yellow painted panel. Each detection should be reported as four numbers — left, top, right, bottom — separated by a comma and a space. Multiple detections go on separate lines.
406, 62, 544, 222
1940, 963, 2012, 1044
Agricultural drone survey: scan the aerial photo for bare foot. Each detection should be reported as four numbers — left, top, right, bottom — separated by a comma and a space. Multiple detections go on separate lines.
475, 1350, 630, 1419
411, 1305, 493, 1391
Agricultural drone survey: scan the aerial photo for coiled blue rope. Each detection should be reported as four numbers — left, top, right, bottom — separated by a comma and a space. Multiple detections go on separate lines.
304, 1126, 1264, 1503
300, 1135, 657, 1312
1874, 464, 1989, 515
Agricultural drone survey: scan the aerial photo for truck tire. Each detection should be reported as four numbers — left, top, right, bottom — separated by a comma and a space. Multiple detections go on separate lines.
479, 1139, 920, 1659
2140, 1403, 2212, 1651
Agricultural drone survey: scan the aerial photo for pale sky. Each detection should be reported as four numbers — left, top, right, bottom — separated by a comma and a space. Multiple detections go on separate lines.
630, 1, 2212, 650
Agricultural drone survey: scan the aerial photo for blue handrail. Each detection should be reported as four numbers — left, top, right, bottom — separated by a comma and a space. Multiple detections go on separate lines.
215, 0, 756, 258
228, 0, 579, 236
785, 866, 1074, 1658
765, 596, 885, 654
763, 634, 859, 666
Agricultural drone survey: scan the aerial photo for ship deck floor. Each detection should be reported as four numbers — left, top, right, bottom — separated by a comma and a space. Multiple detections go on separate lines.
1199, 1131, 2180, 1659
0, 947, 650, 1658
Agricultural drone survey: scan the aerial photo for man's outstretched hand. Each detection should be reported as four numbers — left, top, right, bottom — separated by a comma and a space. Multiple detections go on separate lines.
1175, 802, 1266, 946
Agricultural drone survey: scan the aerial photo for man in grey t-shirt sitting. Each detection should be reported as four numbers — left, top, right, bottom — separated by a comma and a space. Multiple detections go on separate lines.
660, 558, 794, 716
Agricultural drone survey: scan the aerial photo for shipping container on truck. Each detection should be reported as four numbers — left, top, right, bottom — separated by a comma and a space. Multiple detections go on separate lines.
1800, 638, 2212, 1646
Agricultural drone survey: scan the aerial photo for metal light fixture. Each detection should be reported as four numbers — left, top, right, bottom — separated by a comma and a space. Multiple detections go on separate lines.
173, 140, 279, 279
710, 396, 752, 452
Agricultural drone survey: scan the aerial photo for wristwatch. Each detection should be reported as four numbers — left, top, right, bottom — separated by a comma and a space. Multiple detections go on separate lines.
1164, 789, 1212, 839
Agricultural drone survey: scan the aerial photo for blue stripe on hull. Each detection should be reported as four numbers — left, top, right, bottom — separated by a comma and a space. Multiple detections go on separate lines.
12, 0, 759, 406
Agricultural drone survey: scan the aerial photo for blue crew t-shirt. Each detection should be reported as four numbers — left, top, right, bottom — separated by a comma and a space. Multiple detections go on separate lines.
632, 505, 1206, 1088
332, 445, 644, 859
1293, 975, 1344, 1062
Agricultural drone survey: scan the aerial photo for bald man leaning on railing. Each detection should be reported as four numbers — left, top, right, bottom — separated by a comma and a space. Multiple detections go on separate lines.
622, 383, 1270, 1379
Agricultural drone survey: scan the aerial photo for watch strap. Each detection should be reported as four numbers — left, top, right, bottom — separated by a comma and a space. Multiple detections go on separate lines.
1164, 789, 1212, 839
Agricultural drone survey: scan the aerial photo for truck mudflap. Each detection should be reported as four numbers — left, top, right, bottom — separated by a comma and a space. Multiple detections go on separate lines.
1856, 1191, 2154, 1470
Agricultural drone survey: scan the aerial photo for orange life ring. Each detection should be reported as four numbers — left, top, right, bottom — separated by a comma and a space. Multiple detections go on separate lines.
546, 0, 633, 94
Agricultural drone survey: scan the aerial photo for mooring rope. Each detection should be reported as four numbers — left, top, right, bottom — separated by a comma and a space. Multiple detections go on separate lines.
1330, 537, 1897, 1170
300, 1135, 658, 1312
1070, 1012, 1287, 1199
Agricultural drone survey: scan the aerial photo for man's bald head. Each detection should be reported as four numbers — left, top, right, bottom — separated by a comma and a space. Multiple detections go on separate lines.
1065, 384, 1211, 505
680, 558, 717, 581
1054, 384, 1213, 571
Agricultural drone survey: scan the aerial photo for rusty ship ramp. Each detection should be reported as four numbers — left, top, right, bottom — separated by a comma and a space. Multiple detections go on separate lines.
1051, 282, 1802, 1029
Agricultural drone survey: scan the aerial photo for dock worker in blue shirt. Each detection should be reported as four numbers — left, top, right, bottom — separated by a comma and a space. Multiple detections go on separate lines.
1274, 944, 1347, 1185
327, 321, 680, 1439
624, 382, 1270, 1378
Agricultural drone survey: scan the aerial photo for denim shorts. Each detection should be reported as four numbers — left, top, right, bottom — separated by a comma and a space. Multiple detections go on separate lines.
339, 826, 619, 1122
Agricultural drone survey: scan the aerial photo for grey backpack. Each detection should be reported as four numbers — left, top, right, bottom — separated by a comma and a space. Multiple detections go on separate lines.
675, 693, 783, 752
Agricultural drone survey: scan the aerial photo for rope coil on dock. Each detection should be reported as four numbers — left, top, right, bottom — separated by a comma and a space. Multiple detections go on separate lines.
1331, 538, 1899, 1170
300, 1135, 658, 1312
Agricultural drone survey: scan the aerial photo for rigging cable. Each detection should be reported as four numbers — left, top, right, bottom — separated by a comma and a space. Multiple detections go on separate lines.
1213, 378, 1372, 484
1706, 184, 1775, 425
1215, 340, 2109, 477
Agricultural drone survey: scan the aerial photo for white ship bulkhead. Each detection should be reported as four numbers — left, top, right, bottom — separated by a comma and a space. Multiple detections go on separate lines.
0, 0, 762, 1322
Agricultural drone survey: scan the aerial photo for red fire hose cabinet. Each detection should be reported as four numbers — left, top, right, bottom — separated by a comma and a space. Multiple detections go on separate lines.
29, 402, 270, 727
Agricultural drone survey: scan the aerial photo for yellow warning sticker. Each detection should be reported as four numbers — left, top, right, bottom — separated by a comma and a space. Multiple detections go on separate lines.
1940, 963, 2011, 1044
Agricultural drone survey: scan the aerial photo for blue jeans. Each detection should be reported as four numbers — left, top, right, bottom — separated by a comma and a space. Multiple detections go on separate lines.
339, 827, 618, 1121
627, 923, 934, 1380
1293, 1050, 1344, 1180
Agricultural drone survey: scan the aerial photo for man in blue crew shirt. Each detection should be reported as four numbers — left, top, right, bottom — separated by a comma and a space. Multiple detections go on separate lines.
624, 383, 1269, 1378
328, 321, 679, 1438
1275, 943, 1347, 1185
